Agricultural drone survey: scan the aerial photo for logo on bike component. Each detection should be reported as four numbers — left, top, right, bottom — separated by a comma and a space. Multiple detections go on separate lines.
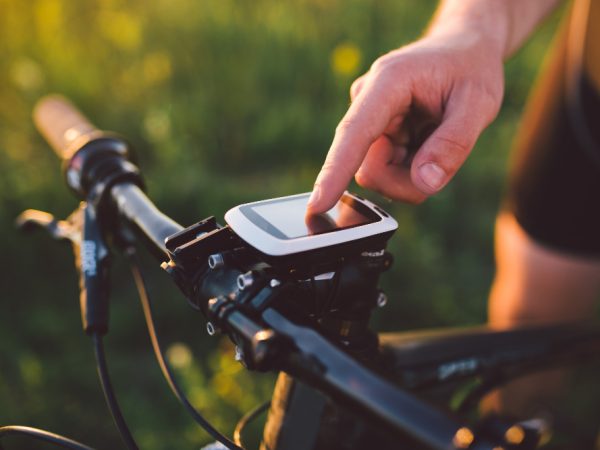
81, 240, 97, 276
438, 358, 478, 380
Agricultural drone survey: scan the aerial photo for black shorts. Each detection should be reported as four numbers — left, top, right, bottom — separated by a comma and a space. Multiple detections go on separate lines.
506, 29, 600, 259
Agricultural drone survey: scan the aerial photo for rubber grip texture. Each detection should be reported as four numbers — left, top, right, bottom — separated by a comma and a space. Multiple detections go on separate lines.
33, 95, 98, 160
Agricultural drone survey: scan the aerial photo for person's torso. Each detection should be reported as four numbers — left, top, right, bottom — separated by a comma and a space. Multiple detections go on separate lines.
584, 0, 600, 90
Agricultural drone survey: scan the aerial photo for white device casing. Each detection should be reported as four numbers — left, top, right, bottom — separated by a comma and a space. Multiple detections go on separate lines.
224, 192, 398, 257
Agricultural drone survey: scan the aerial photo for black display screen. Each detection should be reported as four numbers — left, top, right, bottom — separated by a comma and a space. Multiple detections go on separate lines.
239, 193, 381, 240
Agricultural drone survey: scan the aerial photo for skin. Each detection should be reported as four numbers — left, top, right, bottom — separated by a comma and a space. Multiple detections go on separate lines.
306, 0, 561, 214
485, 212, 600, 417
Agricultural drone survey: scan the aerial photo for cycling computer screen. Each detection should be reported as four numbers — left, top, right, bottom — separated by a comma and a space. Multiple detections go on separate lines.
243, 194, 379, 239
225, 192, 397, 258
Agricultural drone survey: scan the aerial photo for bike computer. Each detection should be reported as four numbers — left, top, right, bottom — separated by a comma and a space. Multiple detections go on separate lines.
225, 192, 397, 264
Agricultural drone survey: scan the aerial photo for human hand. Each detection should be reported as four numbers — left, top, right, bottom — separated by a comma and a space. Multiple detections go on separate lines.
307, 30, 505, 213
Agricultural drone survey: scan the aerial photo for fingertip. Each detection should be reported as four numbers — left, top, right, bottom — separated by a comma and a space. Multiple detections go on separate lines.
306, 183, 341, 215
306, 185, 322, 211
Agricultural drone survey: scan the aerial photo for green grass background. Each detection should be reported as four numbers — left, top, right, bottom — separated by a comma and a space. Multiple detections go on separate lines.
0, 0, 567, 448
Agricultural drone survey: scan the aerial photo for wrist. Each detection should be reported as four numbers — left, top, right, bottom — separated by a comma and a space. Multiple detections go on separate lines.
424, 0, 510, 60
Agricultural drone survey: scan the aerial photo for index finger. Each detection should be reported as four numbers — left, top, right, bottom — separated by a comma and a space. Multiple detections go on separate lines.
307, 75, 410, 214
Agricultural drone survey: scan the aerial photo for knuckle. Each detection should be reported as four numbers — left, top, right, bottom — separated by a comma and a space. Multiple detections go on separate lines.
433, 133, 471, 156
354, 170, 374, 189
425, 133, 473, 175
370, 52, 400, 77
369, 58, 387, 75
370, 47, 415, 77
335, 117, 357, 136
350, 78, 363, 99
335, 117, 375, 144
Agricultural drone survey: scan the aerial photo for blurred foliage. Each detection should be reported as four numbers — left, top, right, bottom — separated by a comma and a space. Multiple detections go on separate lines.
0, 0, 573, 449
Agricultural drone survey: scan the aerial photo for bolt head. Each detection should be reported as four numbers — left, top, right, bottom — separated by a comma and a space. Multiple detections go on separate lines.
234, 345, 243, 362
206, 321, 216, 336
208, 253, 224, 269
237, 272, 254, 290
376, 292, 388, 308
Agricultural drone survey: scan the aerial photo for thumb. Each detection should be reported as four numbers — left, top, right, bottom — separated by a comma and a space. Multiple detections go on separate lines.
411, 89, 497, 195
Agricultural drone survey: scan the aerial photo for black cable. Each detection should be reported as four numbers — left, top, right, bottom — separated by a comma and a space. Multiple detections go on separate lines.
0, 426, 95, 450
125, 249, 243, 450
92, 333, 139, 450
233, 401, 270, 447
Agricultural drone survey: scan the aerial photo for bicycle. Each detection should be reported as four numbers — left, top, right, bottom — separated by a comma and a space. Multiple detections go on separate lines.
3, 95, 600, 450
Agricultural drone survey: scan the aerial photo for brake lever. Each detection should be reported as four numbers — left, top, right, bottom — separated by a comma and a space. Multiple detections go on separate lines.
16, 209, 80, 242
17, 204, 111, 336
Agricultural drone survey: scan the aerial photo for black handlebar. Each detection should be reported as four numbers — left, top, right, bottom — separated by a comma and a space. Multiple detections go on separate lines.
111, 183, 183, 258
31, 95, 501, 450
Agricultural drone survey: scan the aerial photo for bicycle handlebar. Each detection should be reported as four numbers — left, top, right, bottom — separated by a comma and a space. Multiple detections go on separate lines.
111, 183, 183, 258
31, 95, 501, 450
33, 95, 98, 160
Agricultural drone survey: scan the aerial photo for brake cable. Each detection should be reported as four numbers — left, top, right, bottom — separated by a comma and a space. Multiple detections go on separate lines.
91, 334, 139, 450
125, 248, 243, 450
0, 426, 94, 450
233, 401, 270, 448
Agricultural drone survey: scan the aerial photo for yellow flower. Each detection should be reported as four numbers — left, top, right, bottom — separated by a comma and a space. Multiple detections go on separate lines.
143, 51, 173, 85
11, 58, 44, 91
331, 42, 362, 76
144, 109, 171, 142
166, 342, 192, 369
35, 0, 63, 39
98, 10, 142, 51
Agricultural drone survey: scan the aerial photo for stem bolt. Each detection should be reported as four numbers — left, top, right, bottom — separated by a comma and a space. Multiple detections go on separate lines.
234, 345, 243, 362
376, 292, 388, 308
208, 253, 224, 269
206, 321, 216, 336
237, 272, 254, 290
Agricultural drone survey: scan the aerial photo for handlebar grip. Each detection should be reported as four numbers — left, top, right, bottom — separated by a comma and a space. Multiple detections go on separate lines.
33, 95, 98, 160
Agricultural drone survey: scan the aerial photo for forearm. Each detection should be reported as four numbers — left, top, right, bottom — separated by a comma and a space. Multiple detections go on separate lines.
426, 0, 563, 59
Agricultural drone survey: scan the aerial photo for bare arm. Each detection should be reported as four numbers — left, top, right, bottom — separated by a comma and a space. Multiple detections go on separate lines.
429, 0, 561, 57
307, 0, 562, 213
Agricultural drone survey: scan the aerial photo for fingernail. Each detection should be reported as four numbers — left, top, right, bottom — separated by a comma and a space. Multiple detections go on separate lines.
307, 185, 321, 209
418, 163, 446, 192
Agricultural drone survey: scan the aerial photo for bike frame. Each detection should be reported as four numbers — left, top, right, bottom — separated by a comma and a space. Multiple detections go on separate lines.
260, 322, 600, 450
